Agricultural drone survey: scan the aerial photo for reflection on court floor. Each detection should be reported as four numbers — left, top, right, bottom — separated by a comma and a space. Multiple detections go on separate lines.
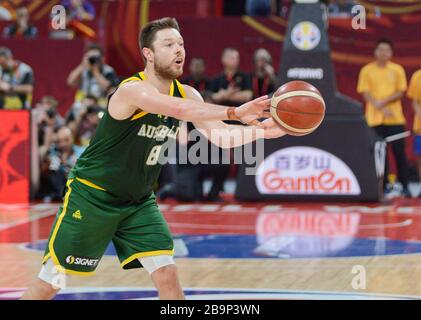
23, 234, 421, 259
1, 200, 421, 300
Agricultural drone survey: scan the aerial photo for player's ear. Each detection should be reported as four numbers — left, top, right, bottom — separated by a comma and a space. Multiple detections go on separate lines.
142, 47, 154, 63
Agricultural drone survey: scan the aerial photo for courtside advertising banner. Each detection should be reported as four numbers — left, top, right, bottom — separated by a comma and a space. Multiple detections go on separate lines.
255, 146, 361, 195
0, 110, 30, 203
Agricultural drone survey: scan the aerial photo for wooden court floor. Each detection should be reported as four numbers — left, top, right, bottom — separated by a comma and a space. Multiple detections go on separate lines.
1, 200, 420, 299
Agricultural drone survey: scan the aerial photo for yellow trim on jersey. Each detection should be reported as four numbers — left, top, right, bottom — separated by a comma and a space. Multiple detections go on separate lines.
119, 76, 141, 87
120, 249, 175, 268
42, 253, 51, 264
169, 81, 175, 96
125, 71, 183, 120
76, 177, 107, 191
136, 71, 181, 98
131, 111, 149, 121
175, 80, 186, 98
118, 72, 149, 120
47, 179, 95, 277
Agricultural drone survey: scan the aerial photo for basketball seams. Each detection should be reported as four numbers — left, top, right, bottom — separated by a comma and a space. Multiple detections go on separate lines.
270, 104, 321, 133
271, 90, 325, 108
270, 106, 323, 116
276, 110, 323, 129
270, 87, 325, 134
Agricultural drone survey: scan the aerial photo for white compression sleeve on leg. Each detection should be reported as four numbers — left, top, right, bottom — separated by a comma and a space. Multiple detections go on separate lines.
38, 259, 69, 289
139, 255, 175, 274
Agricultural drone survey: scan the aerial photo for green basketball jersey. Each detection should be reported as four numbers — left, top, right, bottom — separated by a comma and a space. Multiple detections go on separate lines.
69, 71, 185, 203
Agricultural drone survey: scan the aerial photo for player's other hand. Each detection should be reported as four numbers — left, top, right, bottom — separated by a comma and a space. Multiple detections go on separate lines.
261, 117, 287, 139
235, 95, 271, 127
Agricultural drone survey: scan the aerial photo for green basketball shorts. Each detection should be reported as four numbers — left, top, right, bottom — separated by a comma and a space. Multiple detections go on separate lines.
42, 178, 174, 275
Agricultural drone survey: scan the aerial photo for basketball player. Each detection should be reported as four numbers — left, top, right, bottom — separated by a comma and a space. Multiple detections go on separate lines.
21, 17, 285, 300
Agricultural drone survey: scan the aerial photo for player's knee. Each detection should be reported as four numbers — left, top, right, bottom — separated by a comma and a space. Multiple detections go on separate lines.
155, 264, 177, 277
151, 264, 179, 284
38, 279, 60, 298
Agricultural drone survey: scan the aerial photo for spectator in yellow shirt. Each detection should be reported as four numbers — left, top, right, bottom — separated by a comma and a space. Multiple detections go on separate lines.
357, 39, 410, 197
408, 69, 421, 196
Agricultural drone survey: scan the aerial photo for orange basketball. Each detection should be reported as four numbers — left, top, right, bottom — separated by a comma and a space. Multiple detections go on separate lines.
270, 81, 325, 136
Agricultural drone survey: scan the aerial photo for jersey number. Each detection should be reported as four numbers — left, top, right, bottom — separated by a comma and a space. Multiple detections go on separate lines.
146, 145, 163, 166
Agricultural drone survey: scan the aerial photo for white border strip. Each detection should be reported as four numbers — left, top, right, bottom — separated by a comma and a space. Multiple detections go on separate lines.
2, 286, 418, 300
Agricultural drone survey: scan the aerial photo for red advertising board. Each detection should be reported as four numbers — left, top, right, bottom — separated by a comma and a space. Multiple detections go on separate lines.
0, 110, 30, 203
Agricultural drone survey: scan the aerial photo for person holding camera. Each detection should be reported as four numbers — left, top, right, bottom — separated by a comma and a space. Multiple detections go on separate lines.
67, 43, 118, 108
37, 126, 84, 202
34, 96, 65, 159
73, 104, 103, 147
65, 94, 103, 147
0, 46, 34, 110
65, 95, 97, 127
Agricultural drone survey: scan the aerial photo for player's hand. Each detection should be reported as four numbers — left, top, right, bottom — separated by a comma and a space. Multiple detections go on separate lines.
261, 117, 287, 139
235, 95, 271, 127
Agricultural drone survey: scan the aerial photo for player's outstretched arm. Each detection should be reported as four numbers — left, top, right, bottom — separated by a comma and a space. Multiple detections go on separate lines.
109, 80, 269, 125
183, 85, 286, 149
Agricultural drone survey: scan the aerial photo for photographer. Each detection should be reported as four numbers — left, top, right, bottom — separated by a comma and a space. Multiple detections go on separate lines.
37, 126, 83, 202
34, 96, 65, 159
67, 43, 118, 107
0, 46, 34, 110
67, 99, 103, 147
65, 95, 97, 127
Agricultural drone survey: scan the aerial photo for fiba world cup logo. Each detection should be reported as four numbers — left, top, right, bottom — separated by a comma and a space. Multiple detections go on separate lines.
291, 21, 321, 51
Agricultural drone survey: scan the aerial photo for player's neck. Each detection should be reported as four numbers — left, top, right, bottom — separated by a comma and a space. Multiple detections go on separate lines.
143, 68, 173, 95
